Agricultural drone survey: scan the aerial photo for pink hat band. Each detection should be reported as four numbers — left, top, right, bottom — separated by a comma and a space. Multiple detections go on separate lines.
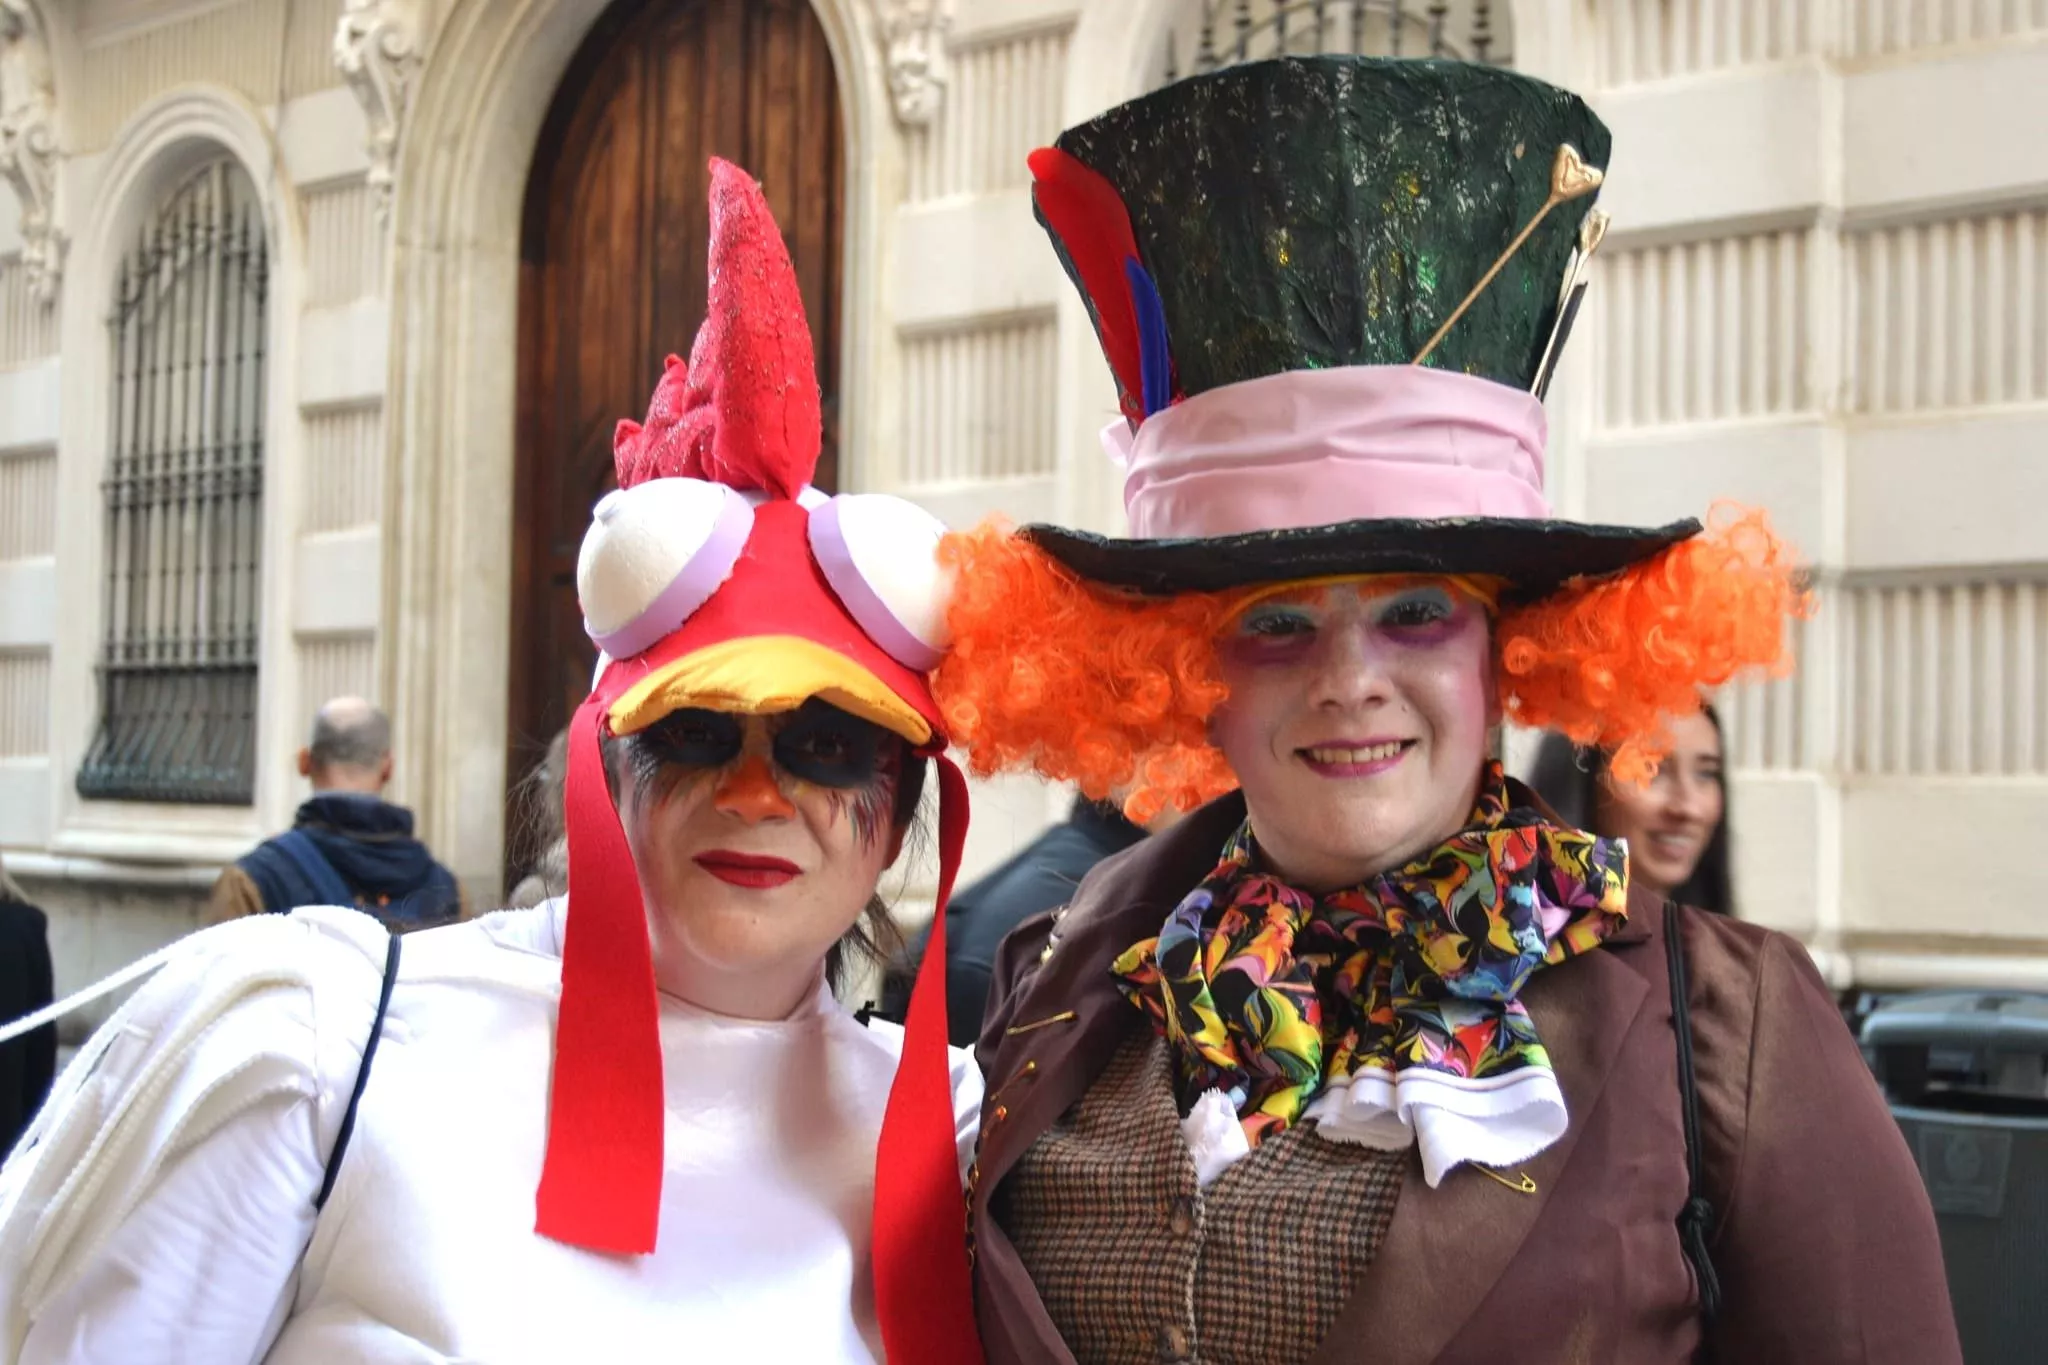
1104, 365, 1552, 540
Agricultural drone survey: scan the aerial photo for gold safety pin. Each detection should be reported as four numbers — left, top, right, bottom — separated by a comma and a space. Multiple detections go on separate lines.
985, 1059, 1041, 1111
1477, 1165, 1539, 1195
1004, 1010, 1078, 1037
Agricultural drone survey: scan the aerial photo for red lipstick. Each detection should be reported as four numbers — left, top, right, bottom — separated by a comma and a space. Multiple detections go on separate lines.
694, 850, 801, 889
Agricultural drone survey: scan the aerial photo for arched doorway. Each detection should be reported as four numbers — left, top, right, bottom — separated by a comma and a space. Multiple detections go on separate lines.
505, 0, 845, 881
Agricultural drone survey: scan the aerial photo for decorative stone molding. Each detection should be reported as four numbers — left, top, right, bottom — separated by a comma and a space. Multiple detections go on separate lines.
0, 0, 61, 304
333, 0, 424, 224
872, 0, 953, 125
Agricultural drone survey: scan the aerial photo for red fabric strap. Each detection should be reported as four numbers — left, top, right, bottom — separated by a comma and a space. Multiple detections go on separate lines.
534, 697, 666, 1254
872, 755, 986, 1363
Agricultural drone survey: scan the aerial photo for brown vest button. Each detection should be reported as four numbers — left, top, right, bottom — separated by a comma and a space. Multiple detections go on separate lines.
1166, 1195, 1196, 1236
1157, 1323, 1192, 1360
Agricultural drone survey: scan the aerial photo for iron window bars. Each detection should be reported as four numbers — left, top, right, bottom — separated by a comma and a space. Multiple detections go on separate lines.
76, 158, 268, 805
1166, 0, 1503, 80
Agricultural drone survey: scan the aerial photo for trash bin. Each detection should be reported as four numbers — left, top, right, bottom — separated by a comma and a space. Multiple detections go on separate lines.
1863, 992, 2048, 1365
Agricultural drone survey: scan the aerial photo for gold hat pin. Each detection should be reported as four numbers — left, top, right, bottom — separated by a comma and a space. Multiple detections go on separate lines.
1411, 143, 1606, 368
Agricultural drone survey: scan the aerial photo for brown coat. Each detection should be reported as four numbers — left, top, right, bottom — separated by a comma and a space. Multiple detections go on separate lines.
971, 789, 1962, 1365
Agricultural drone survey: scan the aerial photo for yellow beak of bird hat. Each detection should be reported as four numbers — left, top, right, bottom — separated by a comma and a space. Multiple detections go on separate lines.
934, 56, 1811, 821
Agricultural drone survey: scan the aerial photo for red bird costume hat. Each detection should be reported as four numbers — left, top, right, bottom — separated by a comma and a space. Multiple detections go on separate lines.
544, 158, 981, 1364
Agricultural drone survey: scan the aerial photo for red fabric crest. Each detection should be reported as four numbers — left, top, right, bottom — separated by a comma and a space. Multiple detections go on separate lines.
612, 158, 822, 498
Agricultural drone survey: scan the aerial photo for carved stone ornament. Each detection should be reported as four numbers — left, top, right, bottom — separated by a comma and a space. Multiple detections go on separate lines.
0, 0, 62, 305
333, 0, 424, 225
872, 0, 954, 126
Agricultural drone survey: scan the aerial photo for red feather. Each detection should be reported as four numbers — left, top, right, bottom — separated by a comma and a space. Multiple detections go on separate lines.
1028, 146, 1147, 426
613, 158, 820, 498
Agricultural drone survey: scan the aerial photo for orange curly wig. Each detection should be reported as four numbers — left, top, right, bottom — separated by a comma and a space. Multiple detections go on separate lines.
934, 506, 1812, 821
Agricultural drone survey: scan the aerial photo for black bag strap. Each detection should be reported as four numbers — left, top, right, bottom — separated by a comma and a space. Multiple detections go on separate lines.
314, 932, 402, 1210
1665, 899, 1723, 1323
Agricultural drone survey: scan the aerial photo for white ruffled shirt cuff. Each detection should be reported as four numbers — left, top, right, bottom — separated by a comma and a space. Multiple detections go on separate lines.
1179, 1067, 1569, 1187
1303, 1064, 1569, 1185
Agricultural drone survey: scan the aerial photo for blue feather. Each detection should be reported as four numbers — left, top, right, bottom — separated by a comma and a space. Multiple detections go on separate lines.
1124, 257, 1173, 417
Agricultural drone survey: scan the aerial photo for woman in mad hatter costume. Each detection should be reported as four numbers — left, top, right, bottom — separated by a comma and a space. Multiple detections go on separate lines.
940, 58, 1959, 1364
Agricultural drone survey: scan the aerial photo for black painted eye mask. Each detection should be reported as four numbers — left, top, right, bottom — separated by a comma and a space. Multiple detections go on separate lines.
636, 701, 895, 790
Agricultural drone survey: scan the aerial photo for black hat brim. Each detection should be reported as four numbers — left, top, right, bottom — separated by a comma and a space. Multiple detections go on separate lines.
1021, 516, 1703, 600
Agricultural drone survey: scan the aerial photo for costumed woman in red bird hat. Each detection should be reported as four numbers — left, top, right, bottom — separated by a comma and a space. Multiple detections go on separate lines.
942, 57, 1959, 1364
0, 160, 985, 1365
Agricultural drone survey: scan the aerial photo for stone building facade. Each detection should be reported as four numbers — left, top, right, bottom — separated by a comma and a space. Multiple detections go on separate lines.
0, 0, 2044, 1017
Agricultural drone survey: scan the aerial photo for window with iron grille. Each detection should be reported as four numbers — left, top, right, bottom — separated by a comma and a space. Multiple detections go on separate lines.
76, 157, 268, 805
1162, 0, 1508, 81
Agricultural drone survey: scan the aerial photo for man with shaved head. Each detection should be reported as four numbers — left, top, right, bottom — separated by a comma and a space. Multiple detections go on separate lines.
204, 697, 466, 930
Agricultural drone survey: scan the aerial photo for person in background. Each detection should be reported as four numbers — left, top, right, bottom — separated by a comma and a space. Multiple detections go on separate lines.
1528, 702, 1732, 914
506, 728, 570, 910
204, 696, 467, 931
0, 854, 54, 1160
881, 793, 1158, 1046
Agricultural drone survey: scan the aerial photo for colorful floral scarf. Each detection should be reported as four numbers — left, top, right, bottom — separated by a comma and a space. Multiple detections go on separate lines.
1112, 762, 1629, 1181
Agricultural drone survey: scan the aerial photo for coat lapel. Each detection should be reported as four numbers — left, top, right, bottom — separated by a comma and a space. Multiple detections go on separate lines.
973, 794, 1248, 1198
972, 959, 1140, 1197
1308, 925, 1655, 1365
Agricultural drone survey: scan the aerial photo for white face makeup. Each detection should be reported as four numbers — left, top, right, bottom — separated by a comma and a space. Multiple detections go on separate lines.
1596, 708, 1724, 899
1210, 578, 1498, 891
611, 701, 909, 1019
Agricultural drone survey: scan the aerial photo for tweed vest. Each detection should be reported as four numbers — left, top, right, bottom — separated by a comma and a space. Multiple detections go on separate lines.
993, 1030, 1405, 1364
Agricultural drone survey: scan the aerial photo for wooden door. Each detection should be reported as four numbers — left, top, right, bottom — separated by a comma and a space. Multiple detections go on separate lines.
507, 0, 845, 882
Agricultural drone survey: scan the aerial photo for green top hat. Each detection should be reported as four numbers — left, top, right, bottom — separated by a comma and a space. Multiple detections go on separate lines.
1020, 56, 1698, 599
1042, 55, 1613, 414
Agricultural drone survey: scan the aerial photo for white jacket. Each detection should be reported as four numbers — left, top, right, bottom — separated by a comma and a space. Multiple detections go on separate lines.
0, 902, 982, 1363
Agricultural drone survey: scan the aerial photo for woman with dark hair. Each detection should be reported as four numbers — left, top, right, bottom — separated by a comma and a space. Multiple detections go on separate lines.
1528, 702, 1733, 914
0, 162, 985, 1364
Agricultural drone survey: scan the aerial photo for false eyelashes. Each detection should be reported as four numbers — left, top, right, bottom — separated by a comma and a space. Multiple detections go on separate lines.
632, 709, 744, 772
631, 702, 900, 792
772, 701, 897, 790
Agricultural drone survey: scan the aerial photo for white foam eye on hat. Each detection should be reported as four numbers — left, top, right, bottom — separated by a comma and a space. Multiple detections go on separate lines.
808, 493, 954, 671
577, 478, 755, 660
